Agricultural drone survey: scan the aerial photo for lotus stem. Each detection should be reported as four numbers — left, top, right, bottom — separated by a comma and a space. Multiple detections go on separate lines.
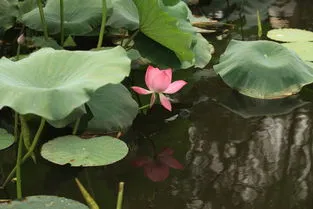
21, 118, 45, 162
20, 115, 36, 163
116, 182, 125, 209
72, 117, 81, 135
60, 0, 64, 46
0, 118, 45, 188
36, 0, 49, 40
123, 30, 139, 49
16, 45, 21, 61
16, 132, 23, 199
14, 112, 18, 142
75, 178, 99, 209
256, 10, 262, 39
138, 104, 150, 110
97, 0, 107, 49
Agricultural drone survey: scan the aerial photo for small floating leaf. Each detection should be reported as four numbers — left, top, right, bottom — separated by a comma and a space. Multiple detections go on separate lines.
282, 42, 313, 61
0, 195, 89, 209
41, 135, 128, 166
267, 28, 313, 42
0, 128, 14, 150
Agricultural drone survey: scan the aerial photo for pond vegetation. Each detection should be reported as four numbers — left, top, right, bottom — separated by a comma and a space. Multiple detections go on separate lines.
0, 0, 313, 208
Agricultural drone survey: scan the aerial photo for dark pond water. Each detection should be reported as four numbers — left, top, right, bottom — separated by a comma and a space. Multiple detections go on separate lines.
1, 0, 313, 208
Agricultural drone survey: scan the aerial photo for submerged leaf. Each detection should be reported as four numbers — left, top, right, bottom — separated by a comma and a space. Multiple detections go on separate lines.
41, 135, 128, 166
214, 40, 313, 99
0, 47, 130, 120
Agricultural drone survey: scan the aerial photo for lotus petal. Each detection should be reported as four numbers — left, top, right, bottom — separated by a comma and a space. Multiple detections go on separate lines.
214, 40, 313, 99
0, 46, 130, 120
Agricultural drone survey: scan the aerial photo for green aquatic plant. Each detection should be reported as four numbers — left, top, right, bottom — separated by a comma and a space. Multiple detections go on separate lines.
282, 42, 313, 62
0, 46, 138, 200
214, 40, 313, 99
267, 28, 313, 42
0, 196, 90, 209
22, 0, 106, 35
41, 135, 129, 166
0, 129, 14, 150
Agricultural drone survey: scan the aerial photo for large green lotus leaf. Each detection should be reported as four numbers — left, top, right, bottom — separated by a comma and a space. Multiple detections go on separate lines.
0, 46, 130, 120
17, 0, 37, 18
133, 0, 193, 62
134, 32, 182, 69
0, 128, 14, 150
87, 84, 138, 132
188, 33, 214, 68
47, 106, 86, 128
306, 61, 313, 69
162, 0, 180, 6
133, 2, 212, 69
0, 195, 88, 209
0, 0, 19, 30
30, 36, 62, 49
21, 0, 108, 35
41, 135, 128, 166
267, 28, 313, 42
106, 0, 139, 30
214, 40, 313, 99
282, 42, 313, 61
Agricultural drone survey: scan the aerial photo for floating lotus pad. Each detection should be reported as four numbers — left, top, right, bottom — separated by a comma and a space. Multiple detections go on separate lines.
282, 42, 313, 61
214, 40, 313, 99
0, 128, 14, 150
267, 28, 313, 42
0, 47, 130, 121
41, 135, 128, 166
0, 195, 88, 209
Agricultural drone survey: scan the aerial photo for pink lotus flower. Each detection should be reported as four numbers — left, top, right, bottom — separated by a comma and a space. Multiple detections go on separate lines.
131, 66, 187, 111
132, 148, 184, 182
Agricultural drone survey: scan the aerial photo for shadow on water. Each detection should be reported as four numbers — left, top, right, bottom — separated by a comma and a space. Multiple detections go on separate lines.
1, 0, 313, 208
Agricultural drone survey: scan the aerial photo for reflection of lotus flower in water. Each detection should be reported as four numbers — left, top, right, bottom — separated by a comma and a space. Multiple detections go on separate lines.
131, 66, 187, 111
213, 40, 313, 99
132, 148, 184, 182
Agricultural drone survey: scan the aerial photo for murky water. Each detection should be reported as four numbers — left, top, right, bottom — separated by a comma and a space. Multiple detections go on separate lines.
1, 0, 313, 208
